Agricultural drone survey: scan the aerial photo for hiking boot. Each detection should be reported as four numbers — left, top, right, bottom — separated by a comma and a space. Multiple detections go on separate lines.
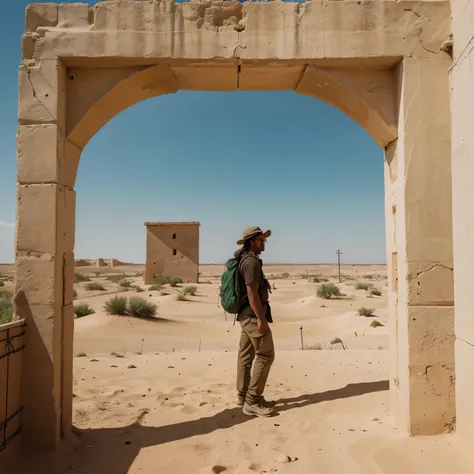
242, 401, 274, 418
237, 395, 273, 407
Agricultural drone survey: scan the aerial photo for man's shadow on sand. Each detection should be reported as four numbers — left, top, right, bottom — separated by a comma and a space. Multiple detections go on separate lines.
20, 380, 389, 474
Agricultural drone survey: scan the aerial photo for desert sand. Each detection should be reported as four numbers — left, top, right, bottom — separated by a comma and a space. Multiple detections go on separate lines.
4, 263, 472, 474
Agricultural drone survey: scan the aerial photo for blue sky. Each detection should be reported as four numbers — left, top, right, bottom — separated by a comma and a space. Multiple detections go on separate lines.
0, 0, 385, 265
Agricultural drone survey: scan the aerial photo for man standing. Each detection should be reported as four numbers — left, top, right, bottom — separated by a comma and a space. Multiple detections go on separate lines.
235, 227, 275, 417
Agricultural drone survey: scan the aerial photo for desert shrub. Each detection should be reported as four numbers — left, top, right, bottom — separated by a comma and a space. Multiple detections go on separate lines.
371, 320, 384, 328
133, 286, 144, 293
281, 272, 289, 278
154, 274, 169, 285
370, 288, 382, 296
85, 282, 105, 291
358, 307, 375, 317
330, 337, 342, 345
106, 274, 129, 283
120, 280, 132, 288
355, 282, 373, 291
312, 276, 329, 283
149, 284, 162, 291
128, 297, 157, 319
363, 274, 375, 279
0, 291, 13, 325
73, 289, 78, 299
304, 343, 322, 350
74, 272, 90, 283
169, 277, 183, 288
0, 281, 4, 287
183, 286, 197, 296
104, 295, 127, 315
154, 274, 183, 287
176, 293, 188, 302
74, 303, 95, 318
316, 283, 341, 299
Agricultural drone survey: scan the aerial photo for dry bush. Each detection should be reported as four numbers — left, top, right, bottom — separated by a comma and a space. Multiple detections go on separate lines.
316, 283, 341, 299
358, 307, 375, 317
0, 290, 13, 325
107, 274, 130, 283
74, 272, 90, 283
128, 297, 157, 318
74, 303, 95, 318
104, 296, 127, 315
183, 286, 197, 296
85, 282, 105, 291
371, 320, 384, 328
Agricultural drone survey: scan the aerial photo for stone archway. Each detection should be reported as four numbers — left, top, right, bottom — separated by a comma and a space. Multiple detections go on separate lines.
15, 0, 454, 450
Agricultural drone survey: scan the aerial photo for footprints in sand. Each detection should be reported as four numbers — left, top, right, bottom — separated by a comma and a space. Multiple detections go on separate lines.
154, 381, 232, 415
181, 404, 199, 415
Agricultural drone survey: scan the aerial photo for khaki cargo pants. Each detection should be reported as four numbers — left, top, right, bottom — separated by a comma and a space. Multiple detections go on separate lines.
237, 315, 275, 404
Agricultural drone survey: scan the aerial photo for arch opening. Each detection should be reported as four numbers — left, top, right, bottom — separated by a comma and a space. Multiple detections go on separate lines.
12, 0, 455, 460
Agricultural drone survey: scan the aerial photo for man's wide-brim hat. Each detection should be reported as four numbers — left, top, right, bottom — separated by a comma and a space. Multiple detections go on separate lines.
237, 226, 272, 245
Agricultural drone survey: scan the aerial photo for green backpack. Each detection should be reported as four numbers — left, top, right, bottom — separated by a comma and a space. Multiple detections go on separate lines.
220, 254, 249, 314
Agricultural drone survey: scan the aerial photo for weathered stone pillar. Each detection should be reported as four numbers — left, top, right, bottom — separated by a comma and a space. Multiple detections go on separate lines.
389, 57, 455, 434
384, 140, 399, 422
450, 0, 474, 446
16, 58, 78, 449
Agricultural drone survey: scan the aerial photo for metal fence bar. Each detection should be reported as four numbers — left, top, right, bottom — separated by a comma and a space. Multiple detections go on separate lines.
0, 322, 26, 453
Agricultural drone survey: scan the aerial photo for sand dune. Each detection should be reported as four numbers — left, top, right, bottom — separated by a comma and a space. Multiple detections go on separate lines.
14, 264, 474, 473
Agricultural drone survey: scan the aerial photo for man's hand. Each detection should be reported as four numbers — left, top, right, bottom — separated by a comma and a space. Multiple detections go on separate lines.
257, 318, 271, 335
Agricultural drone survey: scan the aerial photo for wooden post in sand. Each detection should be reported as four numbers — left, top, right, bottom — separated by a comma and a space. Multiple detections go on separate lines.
336, 249, 342, 283
300, 326, 304, 350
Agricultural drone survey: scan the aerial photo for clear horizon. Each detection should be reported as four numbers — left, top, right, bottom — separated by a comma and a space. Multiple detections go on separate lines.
0, 1, 386, 266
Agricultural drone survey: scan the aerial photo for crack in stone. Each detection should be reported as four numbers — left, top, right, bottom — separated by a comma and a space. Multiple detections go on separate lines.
457, 337, 474, 349
233, 37, 247, 59
414, 263, 453, 279
404, 8, 421, 18
26, 67, 56, 123
420, 42, 439, 55
413, 263, 453, 301
423, 363, 455, 398
236, 63, 241, 89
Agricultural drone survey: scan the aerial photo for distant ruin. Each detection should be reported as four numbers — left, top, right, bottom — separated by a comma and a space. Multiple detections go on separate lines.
145, 222, 200, 284
4, 0, 474, 462
74, 258, 128, 267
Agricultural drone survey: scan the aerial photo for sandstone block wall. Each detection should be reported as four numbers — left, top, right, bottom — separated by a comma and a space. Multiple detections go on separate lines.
145, 222, 200, 284
449, 0, 474, 448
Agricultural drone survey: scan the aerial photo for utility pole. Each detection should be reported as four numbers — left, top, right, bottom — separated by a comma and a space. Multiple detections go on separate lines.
336, 249, 342, 283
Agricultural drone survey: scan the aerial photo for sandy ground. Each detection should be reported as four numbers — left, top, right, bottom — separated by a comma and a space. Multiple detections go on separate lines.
18, 351, 473, 474
5, 263, 474, 473
71, 264, 389, 354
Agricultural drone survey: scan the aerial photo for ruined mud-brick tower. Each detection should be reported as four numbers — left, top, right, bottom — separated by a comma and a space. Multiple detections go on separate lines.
145, 222, 200, 284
